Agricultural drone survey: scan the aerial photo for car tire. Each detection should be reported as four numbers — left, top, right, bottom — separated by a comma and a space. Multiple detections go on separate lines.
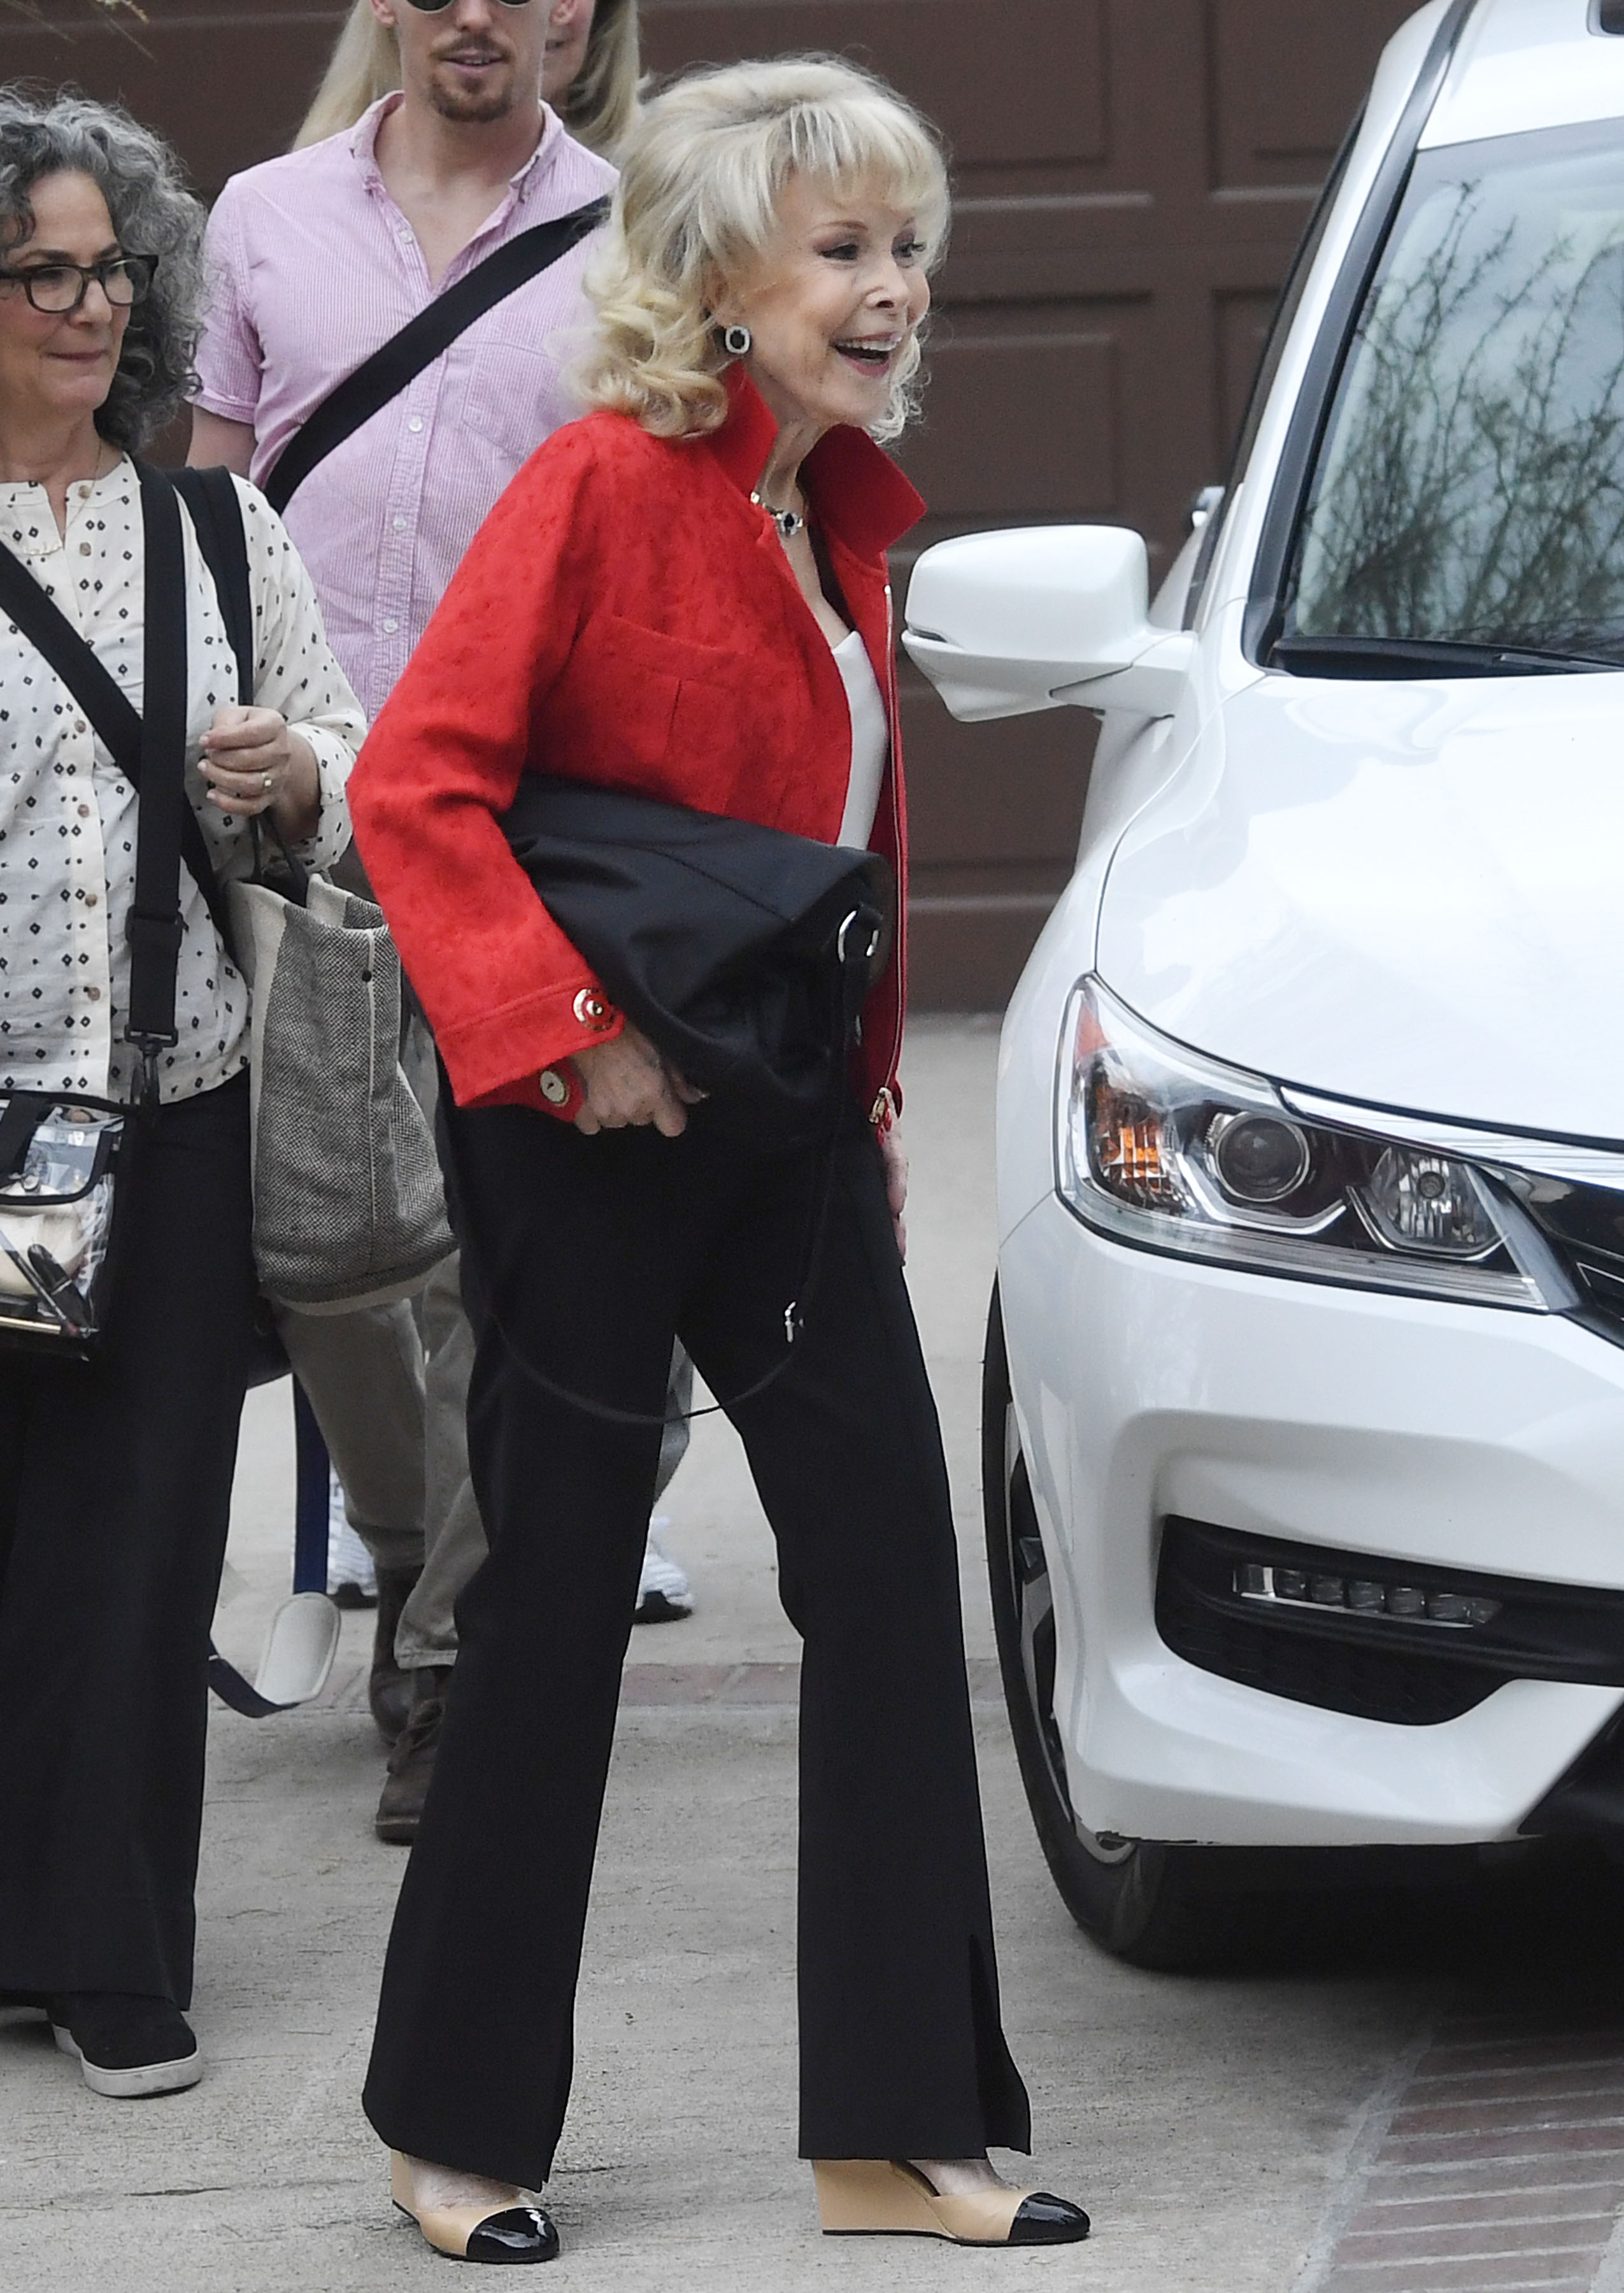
983, 1281, 1237, 1971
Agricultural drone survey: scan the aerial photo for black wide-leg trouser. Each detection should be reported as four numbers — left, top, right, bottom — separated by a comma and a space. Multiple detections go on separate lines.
362, 1094, 1032, 2189
0, 1074, 255, 2008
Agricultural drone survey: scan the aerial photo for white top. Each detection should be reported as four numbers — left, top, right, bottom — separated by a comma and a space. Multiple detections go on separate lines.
0, 459, 362, 1104
832, 628, 888, 849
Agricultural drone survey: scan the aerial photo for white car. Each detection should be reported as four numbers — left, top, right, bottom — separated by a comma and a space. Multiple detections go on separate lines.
905, 0, 1624, 1965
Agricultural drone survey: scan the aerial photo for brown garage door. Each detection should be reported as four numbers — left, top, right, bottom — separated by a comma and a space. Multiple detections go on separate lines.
0, 3, 347, 198
3, 0, 1417, 1004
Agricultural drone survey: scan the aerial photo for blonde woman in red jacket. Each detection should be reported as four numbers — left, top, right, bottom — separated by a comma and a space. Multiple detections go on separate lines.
350, 56, 1090, 2268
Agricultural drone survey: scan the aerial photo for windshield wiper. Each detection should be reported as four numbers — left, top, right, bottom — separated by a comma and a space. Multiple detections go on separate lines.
1271, 633, 1624, 678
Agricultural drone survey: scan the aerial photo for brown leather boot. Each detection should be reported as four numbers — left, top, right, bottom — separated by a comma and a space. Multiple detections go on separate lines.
368, 1564, 420, 1745
374, 1665, 452, 1845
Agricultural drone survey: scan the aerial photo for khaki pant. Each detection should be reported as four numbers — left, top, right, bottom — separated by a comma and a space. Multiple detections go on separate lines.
275, 1234, 692, 1671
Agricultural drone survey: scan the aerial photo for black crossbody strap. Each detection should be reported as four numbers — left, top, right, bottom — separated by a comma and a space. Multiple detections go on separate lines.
124, 464, 191, 1064
0, 527, 141, 754
173, 464, 253, 704
266, 195, 610, 513
0, 471, 236, 961
263, 196, 610, 516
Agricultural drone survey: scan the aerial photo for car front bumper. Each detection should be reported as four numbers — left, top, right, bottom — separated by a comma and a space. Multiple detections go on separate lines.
999, 1192, 1624, 1848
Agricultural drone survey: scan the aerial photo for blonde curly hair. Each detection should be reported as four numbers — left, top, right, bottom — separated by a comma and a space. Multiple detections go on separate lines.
576, 55, 949, 445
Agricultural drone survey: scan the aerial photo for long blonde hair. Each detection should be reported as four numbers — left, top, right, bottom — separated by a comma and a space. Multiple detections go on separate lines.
578, 56, 949, 445
294, 4, 397, 149
294, 0, 642, 159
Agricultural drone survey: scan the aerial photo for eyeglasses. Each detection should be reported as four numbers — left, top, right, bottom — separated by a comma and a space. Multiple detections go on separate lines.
0, 255, 157, 315
402, 0, 534, 11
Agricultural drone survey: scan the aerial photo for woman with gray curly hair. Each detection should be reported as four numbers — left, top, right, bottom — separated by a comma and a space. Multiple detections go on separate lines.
352, 55, 1088, 2263
0, 92, 362, 2097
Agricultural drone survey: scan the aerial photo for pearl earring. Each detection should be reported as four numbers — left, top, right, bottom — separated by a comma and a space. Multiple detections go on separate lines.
722, 322, 752, 359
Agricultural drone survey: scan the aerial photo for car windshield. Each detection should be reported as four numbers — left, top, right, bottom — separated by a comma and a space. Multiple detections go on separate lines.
1285, 119, 1624, 664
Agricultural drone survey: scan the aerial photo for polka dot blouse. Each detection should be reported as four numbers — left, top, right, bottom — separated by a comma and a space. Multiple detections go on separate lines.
0, 459, 362, 1104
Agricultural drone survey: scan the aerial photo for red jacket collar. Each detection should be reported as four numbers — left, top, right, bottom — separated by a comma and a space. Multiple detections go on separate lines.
702, 364, 925, 562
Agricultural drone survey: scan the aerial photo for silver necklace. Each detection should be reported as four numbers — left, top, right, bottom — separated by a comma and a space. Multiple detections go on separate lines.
751, 490, 804, 540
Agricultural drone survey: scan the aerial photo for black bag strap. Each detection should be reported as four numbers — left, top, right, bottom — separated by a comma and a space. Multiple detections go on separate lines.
173, 464, 253, 704
0, 466, 236, 965
0, 464, 227, 1092
124, 462, 191, 1070
263, 196, 610, 515
206, 1653, 287, 1720
0, 1092, 39, 1178
171, 467, 315, 905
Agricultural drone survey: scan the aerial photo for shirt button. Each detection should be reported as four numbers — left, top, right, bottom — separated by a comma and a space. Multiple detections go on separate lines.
392, 517, 408, 533
73, 718, 86, 734
382, 617, 399, 634
408, 417, 424, 434
76, 802, 91, 819
77, 483, 91, 499
539, 1068, 570, 1106
85, 985, 101, 1001
83, 890, 99, 908
78, 541, 92, 557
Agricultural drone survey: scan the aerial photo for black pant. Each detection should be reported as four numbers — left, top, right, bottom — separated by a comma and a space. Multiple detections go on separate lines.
0, 1075, 255, 2008
363, 1095, 1031, 2187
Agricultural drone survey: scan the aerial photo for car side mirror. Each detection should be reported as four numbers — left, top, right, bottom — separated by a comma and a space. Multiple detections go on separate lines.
902, 525, 1194, 722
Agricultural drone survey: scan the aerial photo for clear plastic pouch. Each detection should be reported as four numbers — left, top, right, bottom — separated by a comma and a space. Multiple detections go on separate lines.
0, 1097, 124, 1359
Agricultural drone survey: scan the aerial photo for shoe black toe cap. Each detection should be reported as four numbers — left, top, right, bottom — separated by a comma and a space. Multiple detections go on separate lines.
464, 2205, 560, 2263
1008, 2192, 1091, 2245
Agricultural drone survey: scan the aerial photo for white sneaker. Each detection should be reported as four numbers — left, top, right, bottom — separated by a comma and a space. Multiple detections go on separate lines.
634, 1518, 694, 1624
327, 1471, 377, 1607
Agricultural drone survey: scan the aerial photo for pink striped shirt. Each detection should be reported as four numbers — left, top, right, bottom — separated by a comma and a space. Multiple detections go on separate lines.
192, 97, 615, 722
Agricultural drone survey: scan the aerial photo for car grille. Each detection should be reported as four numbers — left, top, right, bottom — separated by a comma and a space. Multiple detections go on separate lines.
1157, 1517, 1624, 1727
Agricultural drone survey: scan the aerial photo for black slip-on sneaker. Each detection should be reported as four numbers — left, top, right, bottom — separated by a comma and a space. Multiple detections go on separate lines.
47, 1992, 202, 2098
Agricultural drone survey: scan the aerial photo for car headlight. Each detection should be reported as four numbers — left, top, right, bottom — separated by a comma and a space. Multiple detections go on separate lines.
1055, 978, 1559, 1310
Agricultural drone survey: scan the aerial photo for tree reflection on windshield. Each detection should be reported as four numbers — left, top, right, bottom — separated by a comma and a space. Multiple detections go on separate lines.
1290, 124, 1624, 661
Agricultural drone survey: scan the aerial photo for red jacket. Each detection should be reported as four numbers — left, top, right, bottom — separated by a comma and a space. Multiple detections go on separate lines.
350, 368, 925, 1120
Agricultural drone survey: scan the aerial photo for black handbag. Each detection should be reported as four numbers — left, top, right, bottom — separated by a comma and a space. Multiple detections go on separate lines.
501, 773, 894, 1145
477, 773, 896, 1425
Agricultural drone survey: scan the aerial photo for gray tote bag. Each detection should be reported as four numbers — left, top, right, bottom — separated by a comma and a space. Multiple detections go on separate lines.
173, 462, 452, 1315
228, 871, 453, 1312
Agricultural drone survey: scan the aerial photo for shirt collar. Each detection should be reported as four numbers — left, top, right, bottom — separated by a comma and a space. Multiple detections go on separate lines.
702, 364, 925, 562
348, 92, 560, 198
0, 454, 133, 557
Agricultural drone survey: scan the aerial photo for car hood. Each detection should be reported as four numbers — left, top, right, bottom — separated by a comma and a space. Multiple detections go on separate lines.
1094, 669, 1624, 1140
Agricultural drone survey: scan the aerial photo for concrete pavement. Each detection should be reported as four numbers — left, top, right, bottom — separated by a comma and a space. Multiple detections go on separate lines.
4, 1019, 1623, 2291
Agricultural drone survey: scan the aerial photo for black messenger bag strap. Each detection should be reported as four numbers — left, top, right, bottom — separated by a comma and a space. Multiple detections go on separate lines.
263, 194, 610, 515
0, 469, 236, 963
175, 468, 316, 900
124, 463, 191, 1068
172, 464, 253, 704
